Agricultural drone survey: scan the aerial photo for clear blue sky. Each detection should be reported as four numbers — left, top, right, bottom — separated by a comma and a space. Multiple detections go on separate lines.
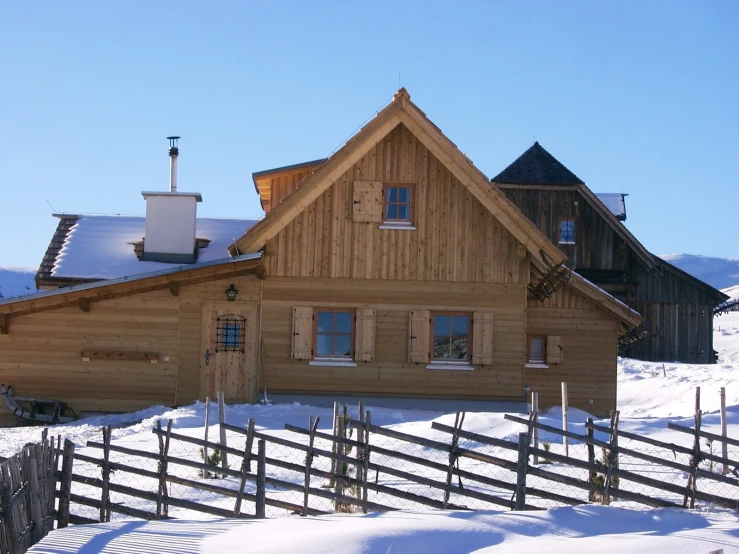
2, 1, 737, 269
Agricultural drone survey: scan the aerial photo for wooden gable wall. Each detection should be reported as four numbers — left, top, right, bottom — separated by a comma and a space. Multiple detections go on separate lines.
263, 124, 527, 284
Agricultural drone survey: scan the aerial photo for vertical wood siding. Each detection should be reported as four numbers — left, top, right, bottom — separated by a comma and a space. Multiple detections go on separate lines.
264, 124, 525, 283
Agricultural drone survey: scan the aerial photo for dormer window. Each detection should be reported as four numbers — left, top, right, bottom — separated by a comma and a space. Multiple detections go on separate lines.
383, 183, 414, 226
558, 218, 576, 245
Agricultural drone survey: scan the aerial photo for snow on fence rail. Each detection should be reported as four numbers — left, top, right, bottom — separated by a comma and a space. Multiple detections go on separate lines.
62, 403, 739, 526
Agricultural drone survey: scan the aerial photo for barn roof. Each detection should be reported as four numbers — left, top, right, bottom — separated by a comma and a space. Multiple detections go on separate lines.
36, 215, 259, 287
492, 142, 584, 186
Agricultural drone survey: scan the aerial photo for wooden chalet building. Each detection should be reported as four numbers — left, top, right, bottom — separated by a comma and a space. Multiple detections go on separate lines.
0, 90, 641, 425
493, 142, 728, 364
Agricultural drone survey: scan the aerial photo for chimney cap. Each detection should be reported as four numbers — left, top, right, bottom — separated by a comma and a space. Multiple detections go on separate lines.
167, 136, 180, 153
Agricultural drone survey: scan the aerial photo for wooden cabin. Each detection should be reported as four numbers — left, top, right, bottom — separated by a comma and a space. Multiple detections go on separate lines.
0, 90, 641, 425
494, 142, 728, 363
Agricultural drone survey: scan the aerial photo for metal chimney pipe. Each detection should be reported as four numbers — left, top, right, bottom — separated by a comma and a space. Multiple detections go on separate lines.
167, 136, 180, 193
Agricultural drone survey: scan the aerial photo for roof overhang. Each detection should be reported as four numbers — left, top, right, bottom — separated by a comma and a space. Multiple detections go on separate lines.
0, 253, 263, 321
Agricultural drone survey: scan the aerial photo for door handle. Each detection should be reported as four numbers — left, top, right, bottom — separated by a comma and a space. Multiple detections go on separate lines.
204, 349, 211, 366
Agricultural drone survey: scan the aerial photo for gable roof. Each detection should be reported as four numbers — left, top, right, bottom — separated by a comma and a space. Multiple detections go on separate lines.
492, 142, 584, 186
228, 89, 567, 273
36, 215, 259, 286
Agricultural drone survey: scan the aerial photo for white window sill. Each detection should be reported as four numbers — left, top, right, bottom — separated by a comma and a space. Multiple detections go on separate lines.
426, 362, 474, 371
379, 223, 416, 230
558, 242, 575, 246
525, 363, 549, 369
309, 358, 357, 368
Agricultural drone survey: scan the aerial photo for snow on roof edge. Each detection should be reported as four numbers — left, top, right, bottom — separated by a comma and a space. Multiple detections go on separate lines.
0, 252, 263, 307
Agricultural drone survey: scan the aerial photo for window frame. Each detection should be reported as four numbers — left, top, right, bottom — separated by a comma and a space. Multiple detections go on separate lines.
526, 335, 548, 368
215, 314, 246, 353
382, 182, 415, 227
557, 217, 576, 245
312, 308, 355, 361
428, 311, 473, 366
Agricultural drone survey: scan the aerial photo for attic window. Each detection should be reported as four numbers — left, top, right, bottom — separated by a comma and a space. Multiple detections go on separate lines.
558, 218, 576, 245
383, 183, 414, 226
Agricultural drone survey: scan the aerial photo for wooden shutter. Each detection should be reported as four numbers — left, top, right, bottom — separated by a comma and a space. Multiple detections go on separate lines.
352, 181, 383, 222
291, 307, 313, 360
472, 311, 494, 366
547, 335, 564, 364
408, 310, 430, 363
354, 308, 376, 362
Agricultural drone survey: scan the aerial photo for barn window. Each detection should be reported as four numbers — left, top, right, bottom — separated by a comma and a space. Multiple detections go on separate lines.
216, 315, 246, 353
431, 313, 471, 362
383, 183, 414, 226
314, 310, 354, 358
558, 218, 576, 245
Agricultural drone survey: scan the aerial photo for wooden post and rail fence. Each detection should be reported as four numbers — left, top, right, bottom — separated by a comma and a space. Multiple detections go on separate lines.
1, 387, 738, 554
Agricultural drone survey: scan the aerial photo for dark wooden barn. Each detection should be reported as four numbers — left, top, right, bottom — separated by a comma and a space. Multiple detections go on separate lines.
493, 142, 728, 364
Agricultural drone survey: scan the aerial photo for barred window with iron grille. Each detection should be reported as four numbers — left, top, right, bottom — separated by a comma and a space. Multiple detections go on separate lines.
216, 315, 246, 353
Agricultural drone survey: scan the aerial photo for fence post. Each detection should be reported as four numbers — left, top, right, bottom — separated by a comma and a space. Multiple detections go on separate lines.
356, 401, 365, 485
303, 416, 319, 517
531, 392, 539, 465
100, 425, 112, 522
602, 411, 620, 505
362, 411, 371, 514
334, 408, 347, 511
256, 439, 266, 519
156, 420, 172, 519
24, 453, 44, 544
330, 402, 339, 481
586, 417, 597, 502
233, 418, 255, 516
514, 432, 529, 510
1, 465, 19, 554
218, 391, 229, 471
443, 412, 465, 510
203, 397, 211, 479
720, 387, 728, 475
561, 382, 569, 457
56, 440, 75, 529
684, 387, 702, 508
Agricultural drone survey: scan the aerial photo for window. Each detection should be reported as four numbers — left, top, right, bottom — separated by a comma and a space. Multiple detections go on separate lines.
216, 315, 246, 353
383, 183, 414, 225
527, 335, 546, 366
432, 313, 471, 361
558, 218, 576, 245
314, 310, 353, 358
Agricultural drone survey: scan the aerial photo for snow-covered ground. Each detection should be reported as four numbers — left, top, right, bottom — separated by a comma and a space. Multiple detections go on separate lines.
4, 313, 736, 552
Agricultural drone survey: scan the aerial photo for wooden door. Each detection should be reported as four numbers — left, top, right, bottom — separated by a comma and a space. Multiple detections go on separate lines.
200, 302, 259, 404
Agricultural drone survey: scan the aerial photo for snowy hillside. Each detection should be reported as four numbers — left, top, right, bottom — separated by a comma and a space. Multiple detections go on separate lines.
0, 266, 36, 299
660, 253, 739, 290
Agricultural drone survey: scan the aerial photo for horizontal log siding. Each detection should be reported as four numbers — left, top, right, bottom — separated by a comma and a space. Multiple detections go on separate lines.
0, 290, 180, 414
260, 278, 526, 401
264, 124, 525, 283
526, 302, 619, 417
176, 276, 262, 405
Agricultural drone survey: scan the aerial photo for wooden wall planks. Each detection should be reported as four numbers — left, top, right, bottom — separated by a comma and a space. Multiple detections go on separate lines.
263, 124, 524, 284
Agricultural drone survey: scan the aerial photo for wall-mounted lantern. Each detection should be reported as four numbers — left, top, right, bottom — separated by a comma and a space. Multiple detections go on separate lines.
225, 283, 238, 302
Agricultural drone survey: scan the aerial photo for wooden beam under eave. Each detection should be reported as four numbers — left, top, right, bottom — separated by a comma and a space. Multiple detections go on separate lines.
0, 314, 9, 335
169, 282, 180, 296
255, 265, 267, 280
79, 298, 91, 312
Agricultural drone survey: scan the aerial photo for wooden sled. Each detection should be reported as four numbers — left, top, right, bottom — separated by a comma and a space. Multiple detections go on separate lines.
0, 384, 77, 424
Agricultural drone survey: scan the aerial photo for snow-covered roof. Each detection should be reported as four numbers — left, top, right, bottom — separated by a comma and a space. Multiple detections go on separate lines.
51, 215, 258, 280
595, 193, 626, 220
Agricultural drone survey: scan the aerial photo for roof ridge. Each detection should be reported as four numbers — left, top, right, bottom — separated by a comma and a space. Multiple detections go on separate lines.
492, 142, 584, 186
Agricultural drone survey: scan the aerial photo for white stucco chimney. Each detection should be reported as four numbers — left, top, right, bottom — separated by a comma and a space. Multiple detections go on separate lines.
141, 137, 203, 263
